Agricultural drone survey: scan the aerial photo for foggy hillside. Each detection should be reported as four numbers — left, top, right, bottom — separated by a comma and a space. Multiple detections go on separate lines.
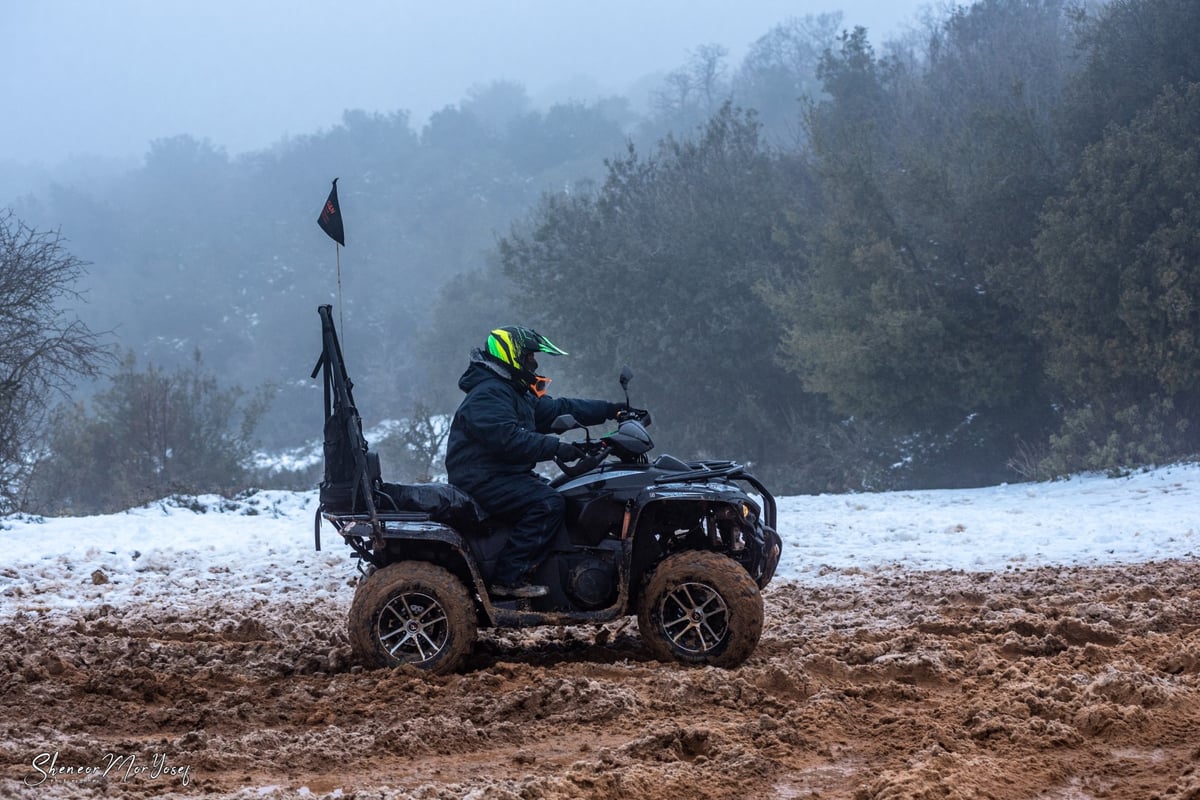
4, 0, 1200, 517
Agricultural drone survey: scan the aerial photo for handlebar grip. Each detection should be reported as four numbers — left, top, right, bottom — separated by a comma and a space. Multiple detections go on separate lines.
616, 407, 651, 425
555, 446, 607, 478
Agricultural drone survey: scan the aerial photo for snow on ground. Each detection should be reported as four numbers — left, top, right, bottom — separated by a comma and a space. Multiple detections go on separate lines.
0, 492, 348, 619
1, 464, 1197, 618
775, 462, 1199, 581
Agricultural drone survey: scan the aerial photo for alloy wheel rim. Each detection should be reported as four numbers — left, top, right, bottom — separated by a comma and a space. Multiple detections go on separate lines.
658, 581, 730, 655
377, 590, 450, 663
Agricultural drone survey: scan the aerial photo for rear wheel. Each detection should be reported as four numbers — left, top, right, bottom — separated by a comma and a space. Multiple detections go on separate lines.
348, 561, 477, 674
637, 550, 763, 668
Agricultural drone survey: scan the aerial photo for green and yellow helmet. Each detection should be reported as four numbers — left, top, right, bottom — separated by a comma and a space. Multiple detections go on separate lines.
485, 326, 567, 371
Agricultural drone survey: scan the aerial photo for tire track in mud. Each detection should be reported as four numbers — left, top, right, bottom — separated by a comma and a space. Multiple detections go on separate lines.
1, 559, 1198, 799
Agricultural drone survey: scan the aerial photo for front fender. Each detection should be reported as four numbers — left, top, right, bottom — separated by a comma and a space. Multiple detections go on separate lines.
629, 481, 779, 589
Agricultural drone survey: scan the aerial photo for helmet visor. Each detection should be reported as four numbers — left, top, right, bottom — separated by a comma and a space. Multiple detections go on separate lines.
532, 332, 567, 357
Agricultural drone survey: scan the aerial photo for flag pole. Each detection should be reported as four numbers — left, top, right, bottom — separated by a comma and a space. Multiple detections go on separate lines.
336, 242, 344, 340
317, 176, 347, 340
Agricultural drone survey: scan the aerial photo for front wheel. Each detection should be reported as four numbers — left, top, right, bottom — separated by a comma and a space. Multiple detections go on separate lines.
348, 561, 477, 674
637, 550, 764, 668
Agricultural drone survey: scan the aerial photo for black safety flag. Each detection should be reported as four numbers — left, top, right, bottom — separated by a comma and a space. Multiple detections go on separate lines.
317, 178, 345, 246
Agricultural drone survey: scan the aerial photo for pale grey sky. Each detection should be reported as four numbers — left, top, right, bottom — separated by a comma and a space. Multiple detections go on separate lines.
2, 0, 934, 166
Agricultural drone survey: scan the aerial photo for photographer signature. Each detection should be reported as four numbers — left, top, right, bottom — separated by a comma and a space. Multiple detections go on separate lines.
26, 751, 192, 787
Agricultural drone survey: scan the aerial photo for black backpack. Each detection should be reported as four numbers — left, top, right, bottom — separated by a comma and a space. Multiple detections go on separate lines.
311, 305, 379, 515
310, 305, 484, 551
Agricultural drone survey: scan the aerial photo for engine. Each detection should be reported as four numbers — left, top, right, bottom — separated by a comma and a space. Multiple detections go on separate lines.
565, 542, 621, 609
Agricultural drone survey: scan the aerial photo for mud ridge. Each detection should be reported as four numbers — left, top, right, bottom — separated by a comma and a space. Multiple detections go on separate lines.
2, 559, 1198, 798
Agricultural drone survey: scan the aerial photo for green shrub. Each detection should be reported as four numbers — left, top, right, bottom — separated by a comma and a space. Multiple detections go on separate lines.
27, 352, 271, 515
1040, 397, 1193, 477
373, 403, 450, 483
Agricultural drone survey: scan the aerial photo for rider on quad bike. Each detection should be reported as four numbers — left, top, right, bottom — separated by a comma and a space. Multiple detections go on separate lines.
312, 304, 781, 674
444, 326, 624, 600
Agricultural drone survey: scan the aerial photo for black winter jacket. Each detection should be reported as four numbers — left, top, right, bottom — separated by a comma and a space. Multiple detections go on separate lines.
445, 350, 617, 494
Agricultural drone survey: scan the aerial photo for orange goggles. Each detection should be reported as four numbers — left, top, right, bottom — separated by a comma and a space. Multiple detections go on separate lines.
529, 376, 552, 397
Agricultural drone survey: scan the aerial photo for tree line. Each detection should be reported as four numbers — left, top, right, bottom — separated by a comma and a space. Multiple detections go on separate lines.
496, 0, 1200, 492
3, 0, 1198, 513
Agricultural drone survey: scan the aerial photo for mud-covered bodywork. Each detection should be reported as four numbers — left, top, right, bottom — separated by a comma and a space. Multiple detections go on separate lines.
553, 457, 780, 592
320, 450, 783, 628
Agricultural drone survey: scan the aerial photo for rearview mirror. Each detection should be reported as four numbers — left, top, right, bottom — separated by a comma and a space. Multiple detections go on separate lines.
619, 365, 633, 389
551, 414, 580, 434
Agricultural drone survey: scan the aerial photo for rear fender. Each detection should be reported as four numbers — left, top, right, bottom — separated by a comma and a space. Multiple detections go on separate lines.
326, 512, 498, 625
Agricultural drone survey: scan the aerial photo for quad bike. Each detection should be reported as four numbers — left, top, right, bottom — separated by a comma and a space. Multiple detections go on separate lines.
311, 305, 782, 674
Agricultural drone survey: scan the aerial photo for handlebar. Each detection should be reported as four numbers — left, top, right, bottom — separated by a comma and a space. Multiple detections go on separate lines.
554, 441, 610, 478
616, 407, 651, 426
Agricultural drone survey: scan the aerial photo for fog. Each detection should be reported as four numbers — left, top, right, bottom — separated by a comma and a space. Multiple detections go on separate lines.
6, 0, 1196, 506
3, 0, 933, 167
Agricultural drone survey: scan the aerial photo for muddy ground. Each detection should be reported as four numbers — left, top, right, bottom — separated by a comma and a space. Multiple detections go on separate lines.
2, 559, 1198, 799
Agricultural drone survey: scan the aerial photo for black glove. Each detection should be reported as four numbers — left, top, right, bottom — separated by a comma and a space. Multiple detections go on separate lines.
556, 441, 584, 462
607, 402, 624, 420
618, 407, 650, 423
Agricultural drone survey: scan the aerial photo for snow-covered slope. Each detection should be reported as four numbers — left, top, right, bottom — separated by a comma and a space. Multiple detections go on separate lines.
2, 465, 1196, 617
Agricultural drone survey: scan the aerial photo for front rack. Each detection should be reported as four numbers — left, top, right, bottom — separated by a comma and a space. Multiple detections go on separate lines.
653, 459, 777, 531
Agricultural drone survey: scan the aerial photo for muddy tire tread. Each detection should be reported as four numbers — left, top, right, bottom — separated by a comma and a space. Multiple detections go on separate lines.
347, 561, 477, 674
637, 550, 763, 668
